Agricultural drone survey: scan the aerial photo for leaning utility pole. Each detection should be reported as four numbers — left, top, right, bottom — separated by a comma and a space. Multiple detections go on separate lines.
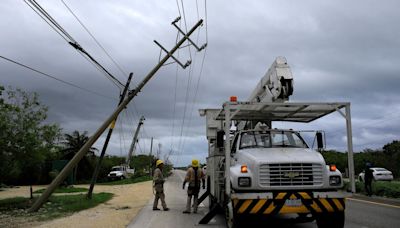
28, 17, 206, 212
126, 116, 145, 165
86, 73, 133, 199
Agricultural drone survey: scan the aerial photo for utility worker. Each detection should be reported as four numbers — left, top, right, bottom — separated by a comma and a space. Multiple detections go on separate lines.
182, 159, 205, 214
153, 159, 169, 211
364, 162, 373, 196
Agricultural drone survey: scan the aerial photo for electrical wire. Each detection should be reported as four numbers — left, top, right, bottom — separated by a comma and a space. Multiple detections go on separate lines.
0, 55, 116, 101
60, 0, 128, 79
179, 0, 192, 60
25, 0, 124, 89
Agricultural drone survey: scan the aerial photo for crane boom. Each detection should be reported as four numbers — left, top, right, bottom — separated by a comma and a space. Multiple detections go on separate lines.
126, 116, 145, 165
248, 56, 293, 103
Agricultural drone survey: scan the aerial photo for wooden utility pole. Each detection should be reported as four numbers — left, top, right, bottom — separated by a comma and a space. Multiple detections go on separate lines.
28, 18, 205, 212
86, 73, 133, 199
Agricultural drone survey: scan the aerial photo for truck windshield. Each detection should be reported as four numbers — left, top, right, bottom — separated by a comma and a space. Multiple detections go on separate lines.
112, 167, 122, 171
239, 131, 308, 149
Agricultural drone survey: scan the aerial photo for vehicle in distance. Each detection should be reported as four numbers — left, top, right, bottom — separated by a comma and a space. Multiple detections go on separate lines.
358, 167, 394, 182
107, 165, 134, 180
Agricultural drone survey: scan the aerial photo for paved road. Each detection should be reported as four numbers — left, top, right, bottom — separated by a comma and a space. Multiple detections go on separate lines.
128, 170, 226, 228
128, 170, 400, 228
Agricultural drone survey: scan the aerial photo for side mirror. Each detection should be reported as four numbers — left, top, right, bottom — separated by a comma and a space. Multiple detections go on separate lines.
217, 130, 224, 148
316, 131, 324, 150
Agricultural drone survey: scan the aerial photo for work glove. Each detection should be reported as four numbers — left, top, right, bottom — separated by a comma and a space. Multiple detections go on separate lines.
202, 185, 205, 190
182, 182, 185, 189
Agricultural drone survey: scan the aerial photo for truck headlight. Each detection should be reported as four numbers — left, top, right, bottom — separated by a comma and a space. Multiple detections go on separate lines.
238, 177, 251, 187
329, 176, 341, 186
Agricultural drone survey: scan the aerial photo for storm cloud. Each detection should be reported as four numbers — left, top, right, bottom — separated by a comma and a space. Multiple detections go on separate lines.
1, 0, 399, 166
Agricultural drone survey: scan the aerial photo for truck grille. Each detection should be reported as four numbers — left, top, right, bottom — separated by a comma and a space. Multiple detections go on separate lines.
259, 163, 323, 187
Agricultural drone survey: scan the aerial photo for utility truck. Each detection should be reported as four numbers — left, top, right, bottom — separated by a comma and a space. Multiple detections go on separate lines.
198, 57, 355, 228
107, 165, 135, 180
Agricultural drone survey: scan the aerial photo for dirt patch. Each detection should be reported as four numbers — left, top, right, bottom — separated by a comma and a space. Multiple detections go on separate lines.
0, 181, 153, 228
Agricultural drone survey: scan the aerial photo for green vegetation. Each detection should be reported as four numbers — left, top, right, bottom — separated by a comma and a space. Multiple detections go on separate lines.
0, 192, 113, 220
33, 187, 88, 194
0, 85, 61, 185
0, 84, 174, 187
99, 175, 152, 185
322, 140, 400, 178
344, 180, 400, 198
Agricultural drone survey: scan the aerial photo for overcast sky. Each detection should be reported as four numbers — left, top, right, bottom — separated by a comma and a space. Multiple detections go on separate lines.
1, 0, 399, 167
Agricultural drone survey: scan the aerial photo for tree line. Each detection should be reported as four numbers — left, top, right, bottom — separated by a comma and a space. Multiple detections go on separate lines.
0, 85, 166, 186
322, 140, 400, 178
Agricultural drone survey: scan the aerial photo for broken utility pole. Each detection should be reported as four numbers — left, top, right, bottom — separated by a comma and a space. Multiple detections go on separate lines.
28, 17, 206, 212
86, 73, 133, 199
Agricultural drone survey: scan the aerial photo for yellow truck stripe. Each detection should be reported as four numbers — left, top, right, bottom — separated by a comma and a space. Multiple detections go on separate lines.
320, 198, 334, 212
238, 200, 253, 213
333, 199, 344, 211
299, 192, 312, 199
276, 193, 286, 199
263, 203, 275, 214
310, 202, 322, 213
250, 199, 266, 214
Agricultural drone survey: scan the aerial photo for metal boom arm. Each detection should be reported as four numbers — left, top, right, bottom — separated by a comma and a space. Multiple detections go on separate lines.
126, 116, 145, 165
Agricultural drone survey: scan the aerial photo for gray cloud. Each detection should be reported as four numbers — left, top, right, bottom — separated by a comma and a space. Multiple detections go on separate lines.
1, 0, 399, 166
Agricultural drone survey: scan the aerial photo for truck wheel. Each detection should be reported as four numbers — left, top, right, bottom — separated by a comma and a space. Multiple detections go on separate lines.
316, 211, 344, 228
225, 202, 242, 228
120, 176, 125, 180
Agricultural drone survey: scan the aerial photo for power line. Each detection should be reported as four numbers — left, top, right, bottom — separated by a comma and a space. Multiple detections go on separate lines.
0, 55, 116, 101
24, 0, 124, 89
61, 0, 128, 79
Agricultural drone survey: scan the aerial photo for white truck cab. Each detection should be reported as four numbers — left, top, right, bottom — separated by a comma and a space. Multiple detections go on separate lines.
230, 129, 343, 191
107, 165, 135, 180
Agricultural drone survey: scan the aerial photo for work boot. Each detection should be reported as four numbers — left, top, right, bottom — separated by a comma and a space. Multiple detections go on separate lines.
153, 208, 160, 211
183, 210, 190, 214
163, 208, 170, 211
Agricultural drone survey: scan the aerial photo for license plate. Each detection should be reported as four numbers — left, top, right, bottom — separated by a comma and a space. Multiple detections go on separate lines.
285, 199, 302, 207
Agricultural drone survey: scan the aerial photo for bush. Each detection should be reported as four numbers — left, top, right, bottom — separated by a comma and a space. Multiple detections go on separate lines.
348, 180, 400, 198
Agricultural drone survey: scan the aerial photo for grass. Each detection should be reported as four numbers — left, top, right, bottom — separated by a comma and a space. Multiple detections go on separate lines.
33, 187, 88, 194
99, 175, 152, 186
344, 180, 400, 198
0, 192, 113, 221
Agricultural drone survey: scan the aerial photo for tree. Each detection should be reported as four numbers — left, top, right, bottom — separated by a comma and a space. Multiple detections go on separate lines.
61, 130, 98, 182
0, 85, 61, 185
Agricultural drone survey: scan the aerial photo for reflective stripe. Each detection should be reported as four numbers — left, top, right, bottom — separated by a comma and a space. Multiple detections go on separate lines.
299, 192, 312, 199
250, 199, 266, 214
310, 202, 323, 213
264, 203, 275, 214
276, 192, 286, 199
320, 198, 334, 212
332, 199, 344, 211
238, 200, 253, 213
289, 194, 297, 199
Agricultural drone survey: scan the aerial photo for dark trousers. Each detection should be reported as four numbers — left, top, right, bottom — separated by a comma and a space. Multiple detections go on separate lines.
364, 180, 372, 196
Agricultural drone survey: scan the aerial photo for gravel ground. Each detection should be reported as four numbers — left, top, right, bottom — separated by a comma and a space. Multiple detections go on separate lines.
0, 181, 153, 228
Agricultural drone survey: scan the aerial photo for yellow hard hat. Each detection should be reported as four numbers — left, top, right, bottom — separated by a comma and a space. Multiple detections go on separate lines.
192, 159, 199, 168
156, 159, 164, 167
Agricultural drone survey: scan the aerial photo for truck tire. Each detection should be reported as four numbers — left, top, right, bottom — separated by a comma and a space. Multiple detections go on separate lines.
225, 202, 242, 228
316, 211, 345, 228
